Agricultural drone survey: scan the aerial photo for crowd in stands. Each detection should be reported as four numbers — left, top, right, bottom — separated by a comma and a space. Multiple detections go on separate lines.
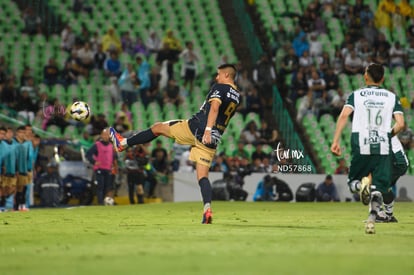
269, 0, 414, 124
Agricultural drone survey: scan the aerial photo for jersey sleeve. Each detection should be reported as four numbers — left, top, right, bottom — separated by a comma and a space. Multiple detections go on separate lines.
344, 92, 354, 109
393, 95, 403, 114
207, 84, 223, 104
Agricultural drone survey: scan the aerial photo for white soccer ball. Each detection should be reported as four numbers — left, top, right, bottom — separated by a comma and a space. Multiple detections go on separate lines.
69, 101, 90, 121
104, 196, 114, 206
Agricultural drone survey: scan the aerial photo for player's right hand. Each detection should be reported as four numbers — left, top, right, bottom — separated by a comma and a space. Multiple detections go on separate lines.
330, 143, 342, 156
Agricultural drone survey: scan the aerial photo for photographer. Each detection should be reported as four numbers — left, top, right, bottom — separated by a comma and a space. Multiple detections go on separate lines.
124, 145, 149, 204
253, 175, 293, 202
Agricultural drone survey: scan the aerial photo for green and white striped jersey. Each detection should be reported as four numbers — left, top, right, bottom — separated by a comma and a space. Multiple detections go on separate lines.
345, 86, 403, 155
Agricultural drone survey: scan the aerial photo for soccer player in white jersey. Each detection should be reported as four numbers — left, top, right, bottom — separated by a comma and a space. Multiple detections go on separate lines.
331, 63, 405, 234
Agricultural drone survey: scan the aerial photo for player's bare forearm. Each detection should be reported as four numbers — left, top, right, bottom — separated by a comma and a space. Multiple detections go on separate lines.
332, 114, 347, 144
391, 113, 405, 136
206, 101, 220, 129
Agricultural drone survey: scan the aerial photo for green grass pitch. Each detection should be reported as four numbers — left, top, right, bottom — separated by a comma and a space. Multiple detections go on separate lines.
1, 202, 414, 275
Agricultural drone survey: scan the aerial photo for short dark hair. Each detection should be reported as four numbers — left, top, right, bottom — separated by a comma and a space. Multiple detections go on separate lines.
0, 126, 6, 132
16, 125, 26, 131
217, 63, 237, 79
365, 63, 384, 83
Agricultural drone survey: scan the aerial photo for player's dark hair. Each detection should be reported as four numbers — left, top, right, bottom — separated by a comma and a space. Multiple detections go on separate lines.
365, 63, 384, 83
217, 63, 237, 79
16, 125, 26, 131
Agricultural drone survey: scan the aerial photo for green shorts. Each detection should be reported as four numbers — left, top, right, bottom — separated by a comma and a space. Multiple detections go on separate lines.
348, 152, 392, 193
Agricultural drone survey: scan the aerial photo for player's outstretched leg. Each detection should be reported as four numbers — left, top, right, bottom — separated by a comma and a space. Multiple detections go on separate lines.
108, 127, 158, 152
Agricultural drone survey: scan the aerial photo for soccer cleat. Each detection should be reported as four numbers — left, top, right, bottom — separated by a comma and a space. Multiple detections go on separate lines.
365, 220, 375, 234
108, 127, 126, 152
360, 177, 371, 205
388, 215, 398, 223
202, 208, 212, 224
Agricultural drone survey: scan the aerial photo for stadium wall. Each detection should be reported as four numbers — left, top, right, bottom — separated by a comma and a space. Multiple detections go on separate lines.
173, 172, 414, 202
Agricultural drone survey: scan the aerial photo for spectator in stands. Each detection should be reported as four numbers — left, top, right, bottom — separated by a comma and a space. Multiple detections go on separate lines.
88, 113, 109, 136
151, 140, 170, 189
112, 113, 130, 134
278, 47, 299, 93
289, 70, 308, 105
389, 42, 405, 69
66, 50, 86, 79
156, 43, 178, 81
360, 4, 375, 26
0, 61, 8, 91
116, 103, 133, 128
133, 36, 149, 57
329, 88, 347, 119
307, 69, 326, 118
299, 9, 315, 33
232, 141, 250, 160
392, 6, 405, 29
344, 50, 364, 75
135, 55, 151, 96
60, 61, 78, 87
77, 42, 95, 76
373, 33, 391, 53
162, 79, 183, 107
323, 67, 339, 93
162, 29, 182, 53
179, 41, 199, 93
61, 24, 76, 52
252, 143, 269, 162
308, 33, 323, 57
298, 50, 313, 75
20, 66, 34, 87
211, 153, 230, 173
374, 44, 390, 66
16, 90, 37, 124
118, 63, 138, 108
316, 175, 340, 202
146, 30, 161, 55
335, 0, 351, 20
143, 65, 162, 107
1, 78, 18, 109
406, 39, 414, 68
331, 48, 344, 74
241, 86, 263, 117
358, 42, 374, 64
104, 51, 122, 78
73, 0, 93, 15
237, 69, 254, 96
101, 27, 122, 53
43, 58, 60, 86
252, 53, 276, 107
22, 7, 42, 35
42, 98, 68, 134
76, 23, 91, 46
20, 76, 38, 100
271, 23, 292, 56
240, 120, 261, 145
335, 158, 349, 175
292, 28, 309, 57
94, 43, 107, 70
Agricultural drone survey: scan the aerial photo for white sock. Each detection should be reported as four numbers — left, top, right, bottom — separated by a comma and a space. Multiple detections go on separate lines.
121, 138, 127, 146
204, 203, 211, 212
349, 180, 361, 193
